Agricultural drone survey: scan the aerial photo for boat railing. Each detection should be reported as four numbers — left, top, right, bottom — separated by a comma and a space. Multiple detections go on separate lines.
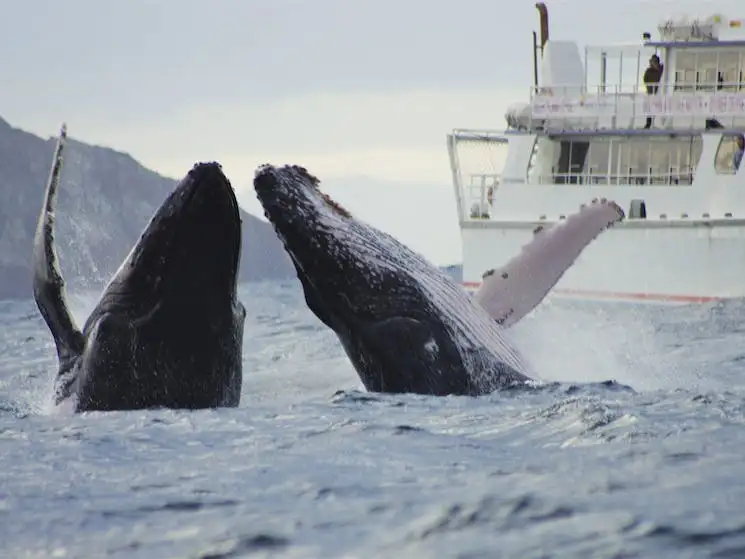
523, 82, 745, 128
531, 80, 745, 99
537, 166, 695, 186
447, 130, 508, 222
462, 166, 696, 221
533, 83, 642, 98
466, 173, 499, 219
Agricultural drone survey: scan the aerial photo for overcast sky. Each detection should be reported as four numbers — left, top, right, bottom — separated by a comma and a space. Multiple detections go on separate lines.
2, 0, 740, 264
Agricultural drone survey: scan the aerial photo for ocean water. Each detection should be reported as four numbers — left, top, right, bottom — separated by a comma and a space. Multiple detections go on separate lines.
2, 280, 745, 558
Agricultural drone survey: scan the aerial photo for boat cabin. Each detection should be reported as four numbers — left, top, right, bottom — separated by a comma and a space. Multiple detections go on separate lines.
510, 14, 745, 188
521, 14, 745, 129
451, 11, 745, 221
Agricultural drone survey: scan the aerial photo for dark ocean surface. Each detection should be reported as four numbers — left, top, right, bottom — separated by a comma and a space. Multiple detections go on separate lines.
2, 281, 744, 558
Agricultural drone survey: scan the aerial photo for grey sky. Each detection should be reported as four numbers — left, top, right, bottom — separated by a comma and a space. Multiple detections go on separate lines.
2, 0, 740, 263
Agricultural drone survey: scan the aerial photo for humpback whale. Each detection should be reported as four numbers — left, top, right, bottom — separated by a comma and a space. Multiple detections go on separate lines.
254, 164, 623, 396
33, 125, 246, 412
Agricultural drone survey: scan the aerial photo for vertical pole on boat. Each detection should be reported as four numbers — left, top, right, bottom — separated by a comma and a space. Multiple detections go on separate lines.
607, 139, 613, 186
634, 50, 641, 125
600, 51, 607, 94
535, 3, 549, 51
619, 52, 624, 93
567, 141, 574, 183
584, 46, 589, 94
534, 3, 549, 92
480, 175, 486, 216
533, 31, 540, 91
446, 134, 465, 222
635, 50, 641, 91
647, 140, 652, 184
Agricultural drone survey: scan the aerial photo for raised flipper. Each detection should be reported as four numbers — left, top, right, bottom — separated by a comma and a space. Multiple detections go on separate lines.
33, 124, 85, 367
474, 198, 624, 327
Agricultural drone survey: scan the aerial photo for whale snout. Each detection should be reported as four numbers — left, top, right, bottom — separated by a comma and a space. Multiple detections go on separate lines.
184, 162, 240, 219
186, 163, 242, 281
254, 164, 353, 232
254, 164, 322, 204
253, 164, 317, 230
123, 161, 243, 296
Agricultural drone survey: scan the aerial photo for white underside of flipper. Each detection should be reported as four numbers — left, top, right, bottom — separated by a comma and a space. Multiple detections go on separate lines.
473, 198, 625, 327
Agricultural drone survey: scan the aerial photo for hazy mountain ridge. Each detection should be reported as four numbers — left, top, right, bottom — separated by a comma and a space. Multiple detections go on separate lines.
0, 118, 464, 301
0, 117, 295, 300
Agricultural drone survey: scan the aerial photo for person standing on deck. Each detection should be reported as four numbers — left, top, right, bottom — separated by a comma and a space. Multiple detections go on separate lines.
643, 54, 664, 129
734, 134, 744, 172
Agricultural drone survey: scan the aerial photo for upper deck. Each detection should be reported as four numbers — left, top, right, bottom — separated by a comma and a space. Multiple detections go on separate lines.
507, 13, 745, 133
447, 127, 745, 226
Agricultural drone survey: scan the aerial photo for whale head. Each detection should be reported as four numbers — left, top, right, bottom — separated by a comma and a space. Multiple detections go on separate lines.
254, 163, 529, 396
104, 161, 243, 309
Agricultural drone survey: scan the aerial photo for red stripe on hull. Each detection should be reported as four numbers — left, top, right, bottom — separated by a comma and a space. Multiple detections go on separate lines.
461, 282, 722, 304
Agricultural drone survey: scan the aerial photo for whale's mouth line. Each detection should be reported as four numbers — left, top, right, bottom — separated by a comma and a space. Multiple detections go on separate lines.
223, 183, 241, 280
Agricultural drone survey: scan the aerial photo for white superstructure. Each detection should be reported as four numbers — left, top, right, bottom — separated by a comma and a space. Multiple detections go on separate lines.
448, 4, 745, 304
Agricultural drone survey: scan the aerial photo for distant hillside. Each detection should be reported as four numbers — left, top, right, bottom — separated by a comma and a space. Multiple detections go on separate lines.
0, 117, 294, 300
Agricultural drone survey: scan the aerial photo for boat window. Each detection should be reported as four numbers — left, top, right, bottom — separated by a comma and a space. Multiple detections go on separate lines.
718, 51, 742, 91
673, 50, 745, 92
674, 52, 698, 91
616, 140, 651, 183
539, 135, 702, 185
695, 51, 719, 90
714, 134, 744, 175
585, 140, 611, 178
553, 141, 589, 184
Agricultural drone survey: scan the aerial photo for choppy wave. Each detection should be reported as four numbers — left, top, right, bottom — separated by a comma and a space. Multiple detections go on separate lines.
1, 281, 745, 558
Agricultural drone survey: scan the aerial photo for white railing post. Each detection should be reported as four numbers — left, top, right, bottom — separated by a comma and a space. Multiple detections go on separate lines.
446, 134, 465, 222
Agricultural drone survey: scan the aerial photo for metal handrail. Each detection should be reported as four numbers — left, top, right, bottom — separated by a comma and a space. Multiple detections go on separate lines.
529, 81, 745, 99
537, 169, 695, 185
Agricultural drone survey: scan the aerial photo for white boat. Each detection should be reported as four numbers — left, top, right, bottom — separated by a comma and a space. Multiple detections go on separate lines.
448, 3, 745, 304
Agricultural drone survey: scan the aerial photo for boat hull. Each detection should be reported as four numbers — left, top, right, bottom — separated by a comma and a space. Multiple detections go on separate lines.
460, 219, 745, 304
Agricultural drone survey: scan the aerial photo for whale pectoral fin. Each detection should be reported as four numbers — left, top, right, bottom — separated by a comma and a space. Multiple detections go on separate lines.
474, 198, 624, 328
365, 317, 468, 395
32, 124, 85, 366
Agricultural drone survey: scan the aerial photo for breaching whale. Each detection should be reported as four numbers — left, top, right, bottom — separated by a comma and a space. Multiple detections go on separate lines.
254, 164, 624, 396
33, 124, 246, 412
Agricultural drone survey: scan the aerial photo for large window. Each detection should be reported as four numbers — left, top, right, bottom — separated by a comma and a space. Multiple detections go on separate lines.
674, 52, 698, 91
715, 133, 744, 175
717, 51, 742, 91
696, 51, 720, 90
543, 135, 703, 185
614, 136, 702, 184
673, 49, 745, 91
